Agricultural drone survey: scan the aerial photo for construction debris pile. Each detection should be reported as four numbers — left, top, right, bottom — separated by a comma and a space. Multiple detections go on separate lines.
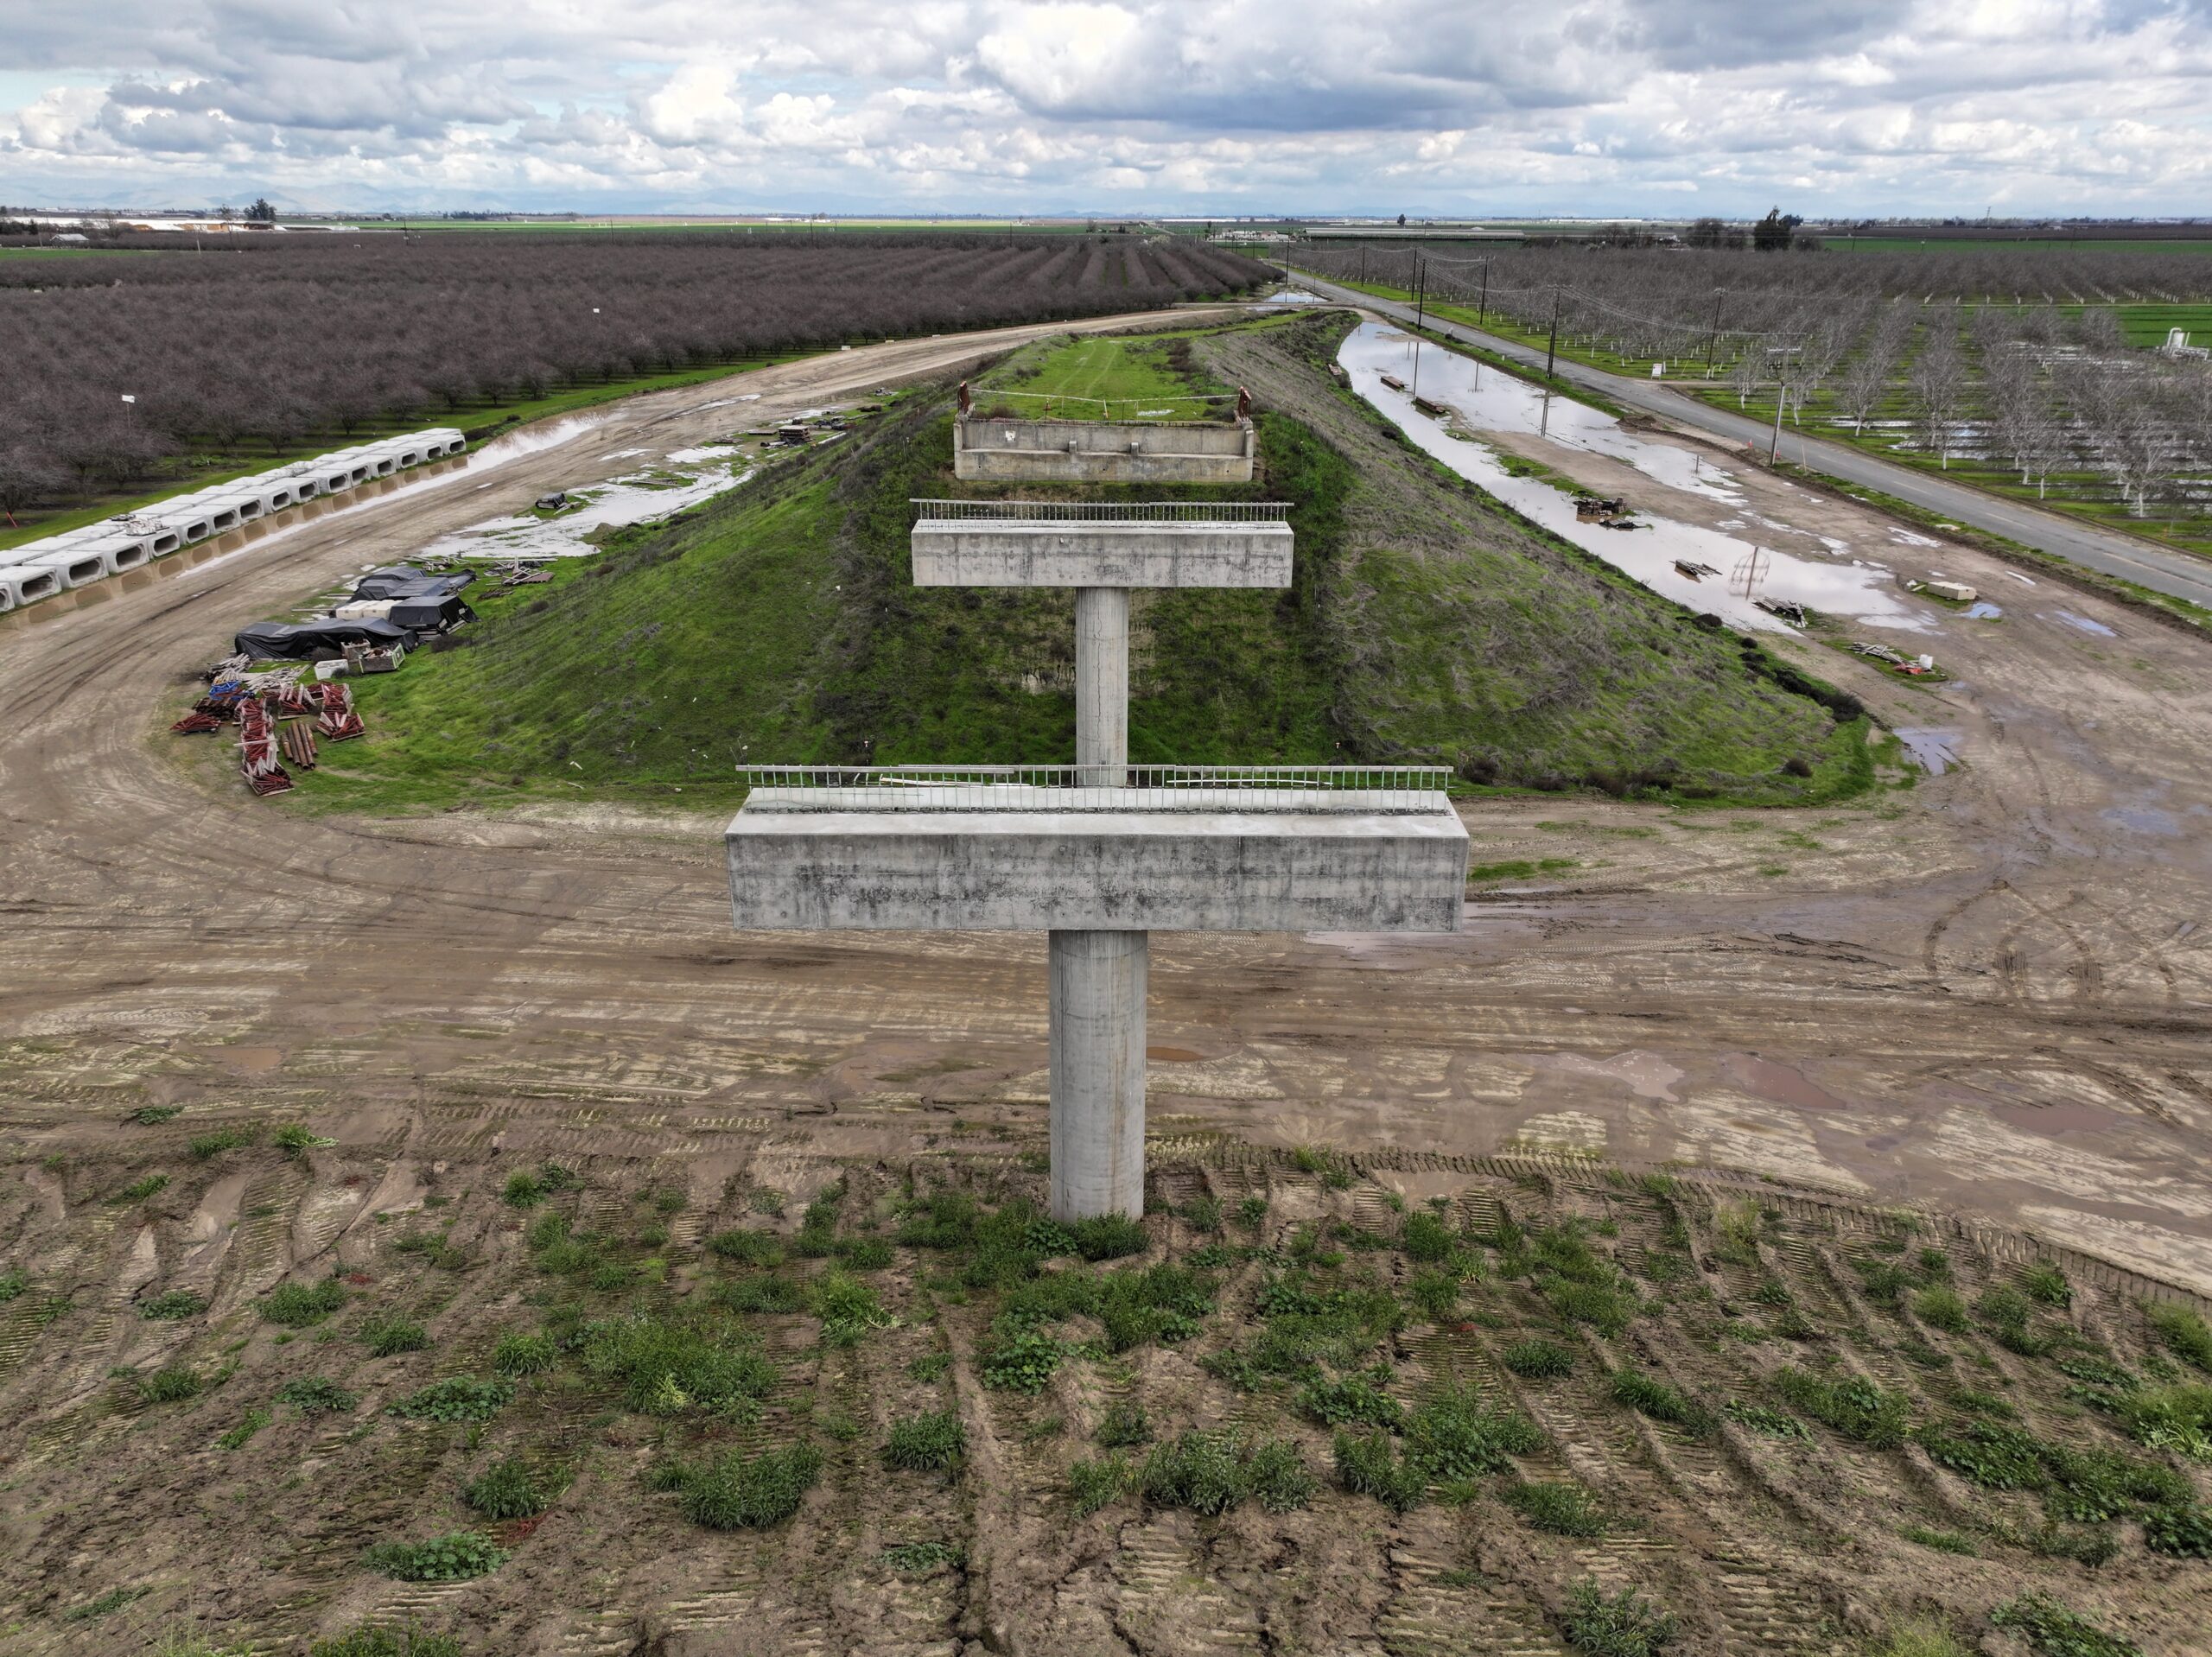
172, 670, 365, 797
232, 564, 474, 662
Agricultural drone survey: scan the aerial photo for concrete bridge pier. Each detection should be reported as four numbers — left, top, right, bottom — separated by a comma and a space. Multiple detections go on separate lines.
1075, 586, 1129, 787
1049, 927, 1149, 1221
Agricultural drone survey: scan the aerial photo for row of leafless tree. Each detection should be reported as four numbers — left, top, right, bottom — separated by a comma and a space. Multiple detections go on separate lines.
1, 233, 1269, 518
1301, 242, 2212, 524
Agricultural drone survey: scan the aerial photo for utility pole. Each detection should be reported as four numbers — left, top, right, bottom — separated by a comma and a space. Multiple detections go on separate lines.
1410, 258, 1427, 398
1477, 258, 1490, 324
1544, 285, 1561, 381
1767, 344, 1801, 464
1705, 289, 1724, 378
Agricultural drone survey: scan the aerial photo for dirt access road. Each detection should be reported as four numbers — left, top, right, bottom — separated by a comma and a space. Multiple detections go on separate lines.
2, 302, 2210, 1304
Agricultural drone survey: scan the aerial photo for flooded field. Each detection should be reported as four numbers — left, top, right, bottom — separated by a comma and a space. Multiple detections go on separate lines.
1341, 323, 1932, 635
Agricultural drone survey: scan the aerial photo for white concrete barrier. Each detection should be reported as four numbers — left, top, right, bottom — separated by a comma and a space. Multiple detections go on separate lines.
0, 564, 61, 607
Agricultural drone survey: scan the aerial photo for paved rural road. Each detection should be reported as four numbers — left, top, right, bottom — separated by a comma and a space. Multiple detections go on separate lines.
1294, 273, 2212, 613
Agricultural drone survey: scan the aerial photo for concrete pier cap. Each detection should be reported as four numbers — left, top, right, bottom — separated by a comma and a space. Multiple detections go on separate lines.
726, 766, 1467, 1221
909, 499, 1293, 590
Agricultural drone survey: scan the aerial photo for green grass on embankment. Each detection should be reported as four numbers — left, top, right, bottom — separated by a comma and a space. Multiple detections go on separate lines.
260, 316, 1871, 816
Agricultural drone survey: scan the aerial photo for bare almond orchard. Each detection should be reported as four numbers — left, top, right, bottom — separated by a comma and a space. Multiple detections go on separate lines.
0, 307, 2208, 1655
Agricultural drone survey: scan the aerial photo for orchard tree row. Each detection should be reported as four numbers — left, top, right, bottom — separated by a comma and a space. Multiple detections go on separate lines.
0, 232, 1271, 519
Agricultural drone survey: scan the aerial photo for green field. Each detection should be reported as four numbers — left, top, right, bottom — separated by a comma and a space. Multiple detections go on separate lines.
972, 334, 1233, 421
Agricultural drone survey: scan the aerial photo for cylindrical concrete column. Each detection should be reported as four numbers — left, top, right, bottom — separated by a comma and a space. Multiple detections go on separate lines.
1074, 586, 1128, 787
1048, 928, 1147, 1221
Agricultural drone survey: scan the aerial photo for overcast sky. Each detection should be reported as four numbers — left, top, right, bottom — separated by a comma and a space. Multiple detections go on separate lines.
3, 0, 2209, 216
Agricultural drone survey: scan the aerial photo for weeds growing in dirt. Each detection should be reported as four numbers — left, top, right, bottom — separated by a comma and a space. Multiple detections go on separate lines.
881, 1540, 963, 1572
1526, 1223, 1639, 1336
1095, 1400, 1150, 1447
2146, 1301, 2212, 1371
0, 1271, 23, 1303
188, 1126, 260, 1159
980, 1324, 1065, 1393
276, 1377, 358, 1413
1069, 1453, 1133, 1514
1772, 1366, 1908, 1447
577, 1311, 775, 1418
1141, 1430, 1313, 1514
1298, 1366, 1403, 1429
2115, 1382, 2212, 1460
361, 1317, 430, 1357
1989, 1593, 2141, 1657
114, 1173, 170, 1203
839, 1236, 895, 1271
271, 1124, 333, 1154
308, 1626, 466, 1657
2022, 1264, 2072, 1306
1504, 1479, 1606, 1536
1713, 1199, 1764, 1266
720, 1273, 806, 1314
884, 1410, 965, 1472
906, 1352, 951, 1382
1333, 1427, 1427, 1511
1610, 1369, 1715, 1436
493, 1331, 556, 1376
1182, 1196, 1223, 1233
1402, 1210, 1457, 1262
388, 1377, 512, 1423
218, 1406, 272, 1449
1559, 1578, 1675, 1656
463, 1457, 559, 1520
138, 1366, 204, 1403
1404, 1268, 1464, 1321
1898, 1525, 1976, 1554
260, 1278, 346, 1327
1071, 1215, 1149, 1261
139, 1290, 206, 1320
1878, 1626, 1968, 1657
2142, 1501, 2212, 1558
1912, 1287, 1968, 1330
812, 1271, 892, 1346
1236, 1196, 1268, 1229
1503, 1339, 1575, 1379
129, 1106, 183, 1126
675, 1443, 824, 1529
363, 1532, 508, 1583
1723, 1400, 1809, 1440
64, 1586, 149, 1622
1402, 1383, 1545, 1478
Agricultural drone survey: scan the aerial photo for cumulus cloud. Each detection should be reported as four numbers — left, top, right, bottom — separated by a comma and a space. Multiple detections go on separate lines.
0, 0, 2208, 212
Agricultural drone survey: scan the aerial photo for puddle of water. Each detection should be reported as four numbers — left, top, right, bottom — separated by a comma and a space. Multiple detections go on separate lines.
2001, 571, 2037, 586
1339, 323, 1930, 635
1894, 727, 1963, 775
1888, 527, 1942, 547
1963, 600, 2004, 619
1363, 327, 1740, 502
1263, 289, 1332, 306
2102, 805, 2181, 836
2050, 609, 2116, 638
421, 446, 754, 561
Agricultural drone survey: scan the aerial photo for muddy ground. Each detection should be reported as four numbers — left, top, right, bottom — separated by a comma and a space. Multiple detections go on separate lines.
0, 309, 2208, 1654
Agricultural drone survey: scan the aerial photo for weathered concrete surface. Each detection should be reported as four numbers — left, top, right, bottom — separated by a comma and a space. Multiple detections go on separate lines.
1075, 587, 1129, 784
1049, 928, 1148, 1220
954, 416, 1255, 484
726, 800, 1469, 932
910, 520, 1292, 588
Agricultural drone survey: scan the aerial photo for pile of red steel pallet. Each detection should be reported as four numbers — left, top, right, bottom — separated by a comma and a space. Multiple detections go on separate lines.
170, 674, 368, 796
314, 682, 365, 742
238, 696, 292, 796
